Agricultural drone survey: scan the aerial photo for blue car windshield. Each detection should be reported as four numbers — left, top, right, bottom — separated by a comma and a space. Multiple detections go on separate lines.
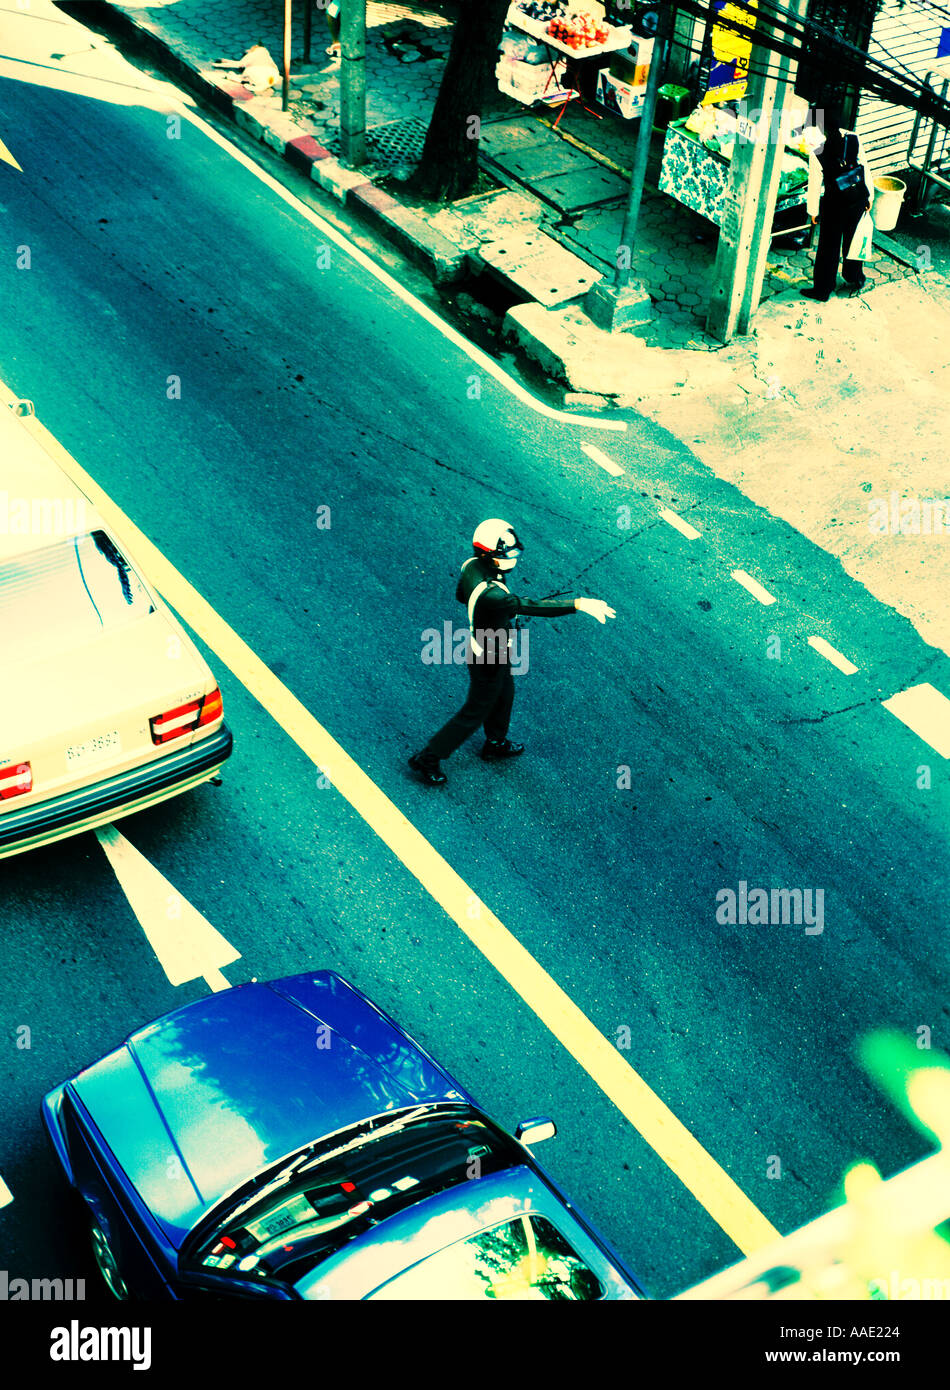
184, 1107, 519, 1289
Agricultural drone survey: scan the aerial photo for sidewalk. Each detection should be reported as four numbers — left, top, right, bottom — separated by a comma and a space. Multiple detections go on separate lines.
96, 0, 950, 661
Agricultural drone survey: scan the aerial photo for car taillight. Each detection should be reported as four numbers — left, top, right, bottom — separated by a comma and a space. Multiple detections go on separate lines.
150, 687, 223, 745
0, 762, 32, 799
197, 686, 223, 728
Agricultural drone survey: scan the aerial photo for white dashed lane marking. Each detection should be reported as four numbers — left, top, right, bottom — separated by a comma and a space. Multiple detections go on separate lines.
659, 507, 702, 541
882, 683, 950, 758
730, 569, 777, 606
808, 636, 859, 675
581, 442, 624, 476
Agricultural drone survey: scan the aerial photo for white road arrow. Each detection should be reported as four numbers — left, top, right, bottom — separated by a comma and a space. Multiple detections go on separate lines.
95, 825, 239, 990
0, 135, 21, 171
0, 1175, 13, 1209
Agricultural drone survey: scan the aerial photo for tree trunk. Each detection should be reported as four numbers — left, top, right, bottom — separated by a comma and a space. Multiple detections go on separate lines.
408, 0, 510, 202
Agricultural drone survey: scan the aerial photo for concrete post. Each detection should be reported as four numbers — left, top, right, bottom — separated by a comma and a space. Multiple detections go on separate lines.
585, 22, 670, 332
340, 0, 367, 168
706, 0, 810, 343
282, 0, 292, 113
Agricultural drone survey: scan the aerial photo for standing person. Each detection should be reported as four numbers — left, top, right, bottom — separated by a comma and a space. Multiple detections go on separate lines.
323, 0, 341, 57
801, 108, 873, 301
409, 519, 616, 786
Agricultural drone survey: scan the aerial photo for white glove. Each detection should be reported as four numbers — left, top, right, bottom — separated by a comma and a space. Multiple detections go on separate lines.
574, 597, 616, 623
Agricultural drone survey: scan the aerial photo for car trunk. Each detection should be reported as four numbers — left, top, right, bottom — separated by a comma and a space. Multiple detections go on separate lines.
0, 611, 215, 810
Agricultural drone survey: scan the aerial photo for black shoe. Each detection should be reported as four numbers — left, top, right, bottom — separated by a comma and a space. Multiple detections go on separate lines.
480, 739, 525, 761
845, 277, 867, 295
799, 287, 829, 300
408, 753, 446, 785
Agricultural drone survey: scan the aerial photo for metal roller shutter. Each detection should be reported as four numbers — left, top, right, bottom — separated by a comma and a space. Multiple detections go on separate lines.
856, 1, 950, 175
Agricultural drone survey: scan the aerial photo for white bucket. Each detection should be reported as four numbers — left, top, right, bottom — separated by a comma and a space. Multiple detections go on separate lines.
872, 176, 906, 232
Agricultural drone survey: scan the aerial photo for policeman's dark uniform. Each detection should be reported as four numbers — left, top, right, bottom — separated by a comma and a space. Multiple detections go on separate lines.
420, 553, 576, 763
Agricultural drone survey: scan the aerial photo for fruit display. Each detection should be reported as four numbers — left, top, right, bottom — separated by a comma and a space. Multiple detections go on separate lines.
518, 1, 561, 20
546, 10, 610, 49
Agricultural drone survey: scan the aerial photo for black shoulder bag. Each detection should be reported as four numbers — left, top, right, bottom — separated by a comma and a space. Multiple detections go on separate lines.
834, 133, 868, 208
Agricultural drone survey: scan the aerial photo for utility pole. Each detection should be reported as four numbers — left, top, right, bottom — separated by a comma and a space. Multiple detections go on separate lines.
586, 6, 672, 332
282, 0, 292, 113
706, 0, 810, 342
340, 1, 367, 168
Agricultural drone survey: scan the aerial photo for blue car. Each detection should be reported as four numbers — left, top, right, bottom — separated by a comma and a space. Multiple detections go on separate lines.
43, 972, 645, 1301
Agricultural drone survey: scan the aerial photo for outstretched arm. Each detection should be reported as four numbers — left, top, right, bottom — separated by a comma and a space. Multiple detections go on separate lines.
501, 594, 616, 622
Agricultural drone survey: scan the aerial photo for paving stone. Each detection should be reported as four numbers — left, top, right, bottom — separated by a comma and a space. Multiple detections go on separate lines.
514, 161, 629, 214
502, 143, 602, 182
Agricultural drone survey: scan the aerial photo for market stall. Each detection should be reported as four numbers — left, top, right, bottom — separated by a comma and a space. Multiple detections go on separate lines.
497, 2, 638, 125
658, 105, 812, 237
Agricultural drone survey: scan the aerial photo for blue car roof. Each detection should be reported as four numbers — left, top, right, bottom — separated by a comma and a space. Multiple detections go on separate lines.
71, 973, 467, 1247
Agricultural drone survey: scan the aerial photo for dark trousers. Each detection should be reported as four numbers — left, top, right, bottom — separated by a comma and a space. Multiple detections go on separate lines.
423, 663, 515, 761
813, 198, 866, 297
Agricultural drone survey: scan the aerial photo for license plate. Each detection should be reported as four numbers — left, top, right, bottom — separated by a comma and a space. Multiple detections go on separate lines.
65, 729, 122, 769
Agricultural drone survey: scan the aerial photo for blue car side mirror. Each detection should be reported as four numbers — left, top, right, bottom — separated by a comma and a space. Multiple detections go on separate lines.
515, 1117, 556, 1145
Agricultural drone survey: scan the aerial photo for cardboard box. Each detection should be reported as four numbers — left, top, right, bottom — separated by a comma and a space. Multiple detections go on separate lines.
608, 36, 653, 88
597, 68, 647, 120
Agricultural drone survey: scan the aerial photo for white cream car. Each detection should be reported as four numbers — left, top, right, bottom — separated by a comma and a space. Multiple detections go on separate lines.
0, 404, 232, 858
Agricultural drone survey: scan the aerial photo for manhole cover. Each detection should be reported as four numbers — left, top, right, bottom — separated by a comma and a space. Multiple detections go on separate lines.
364, 116, 430, 168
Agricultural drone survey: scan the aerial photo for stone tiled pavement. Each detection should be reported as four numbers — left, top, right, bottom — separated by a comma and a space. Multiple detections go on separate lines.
112, 0, 455, 147
109, 0, 915, 349
484, 103, 910, 349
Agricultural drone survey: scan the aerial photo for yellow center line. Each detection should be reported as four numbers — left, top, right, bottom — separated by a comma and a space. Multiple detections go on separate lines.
12, 396, 779, 1257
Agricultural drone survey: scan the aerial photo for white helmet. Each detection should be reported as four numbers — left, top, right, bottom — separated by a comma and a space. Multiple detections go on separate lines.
472, 518, 523, 571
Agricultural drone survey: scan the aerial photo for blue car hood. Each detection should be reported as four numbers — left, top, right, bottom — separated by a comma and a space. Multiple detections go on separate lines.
71, 973, 466, 1248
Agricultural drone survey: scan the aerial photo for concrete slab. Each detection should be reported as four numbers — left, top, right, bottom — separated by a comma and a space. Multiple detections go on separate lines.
478, 118, 553, 155
531, 165, 629, 213
498, 141, 599, 181
479, 233, 601, 307
429, 188, 545, 249
556, 211, 627, 268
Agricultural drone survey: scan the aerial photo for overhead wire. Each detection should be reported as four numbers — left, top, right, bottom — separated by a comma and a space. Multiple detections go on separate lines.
663, 0, 950, 124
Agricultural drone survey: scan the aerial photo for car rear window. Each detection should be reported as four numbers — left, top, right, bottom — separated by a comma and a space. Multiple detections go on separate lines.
367, 1214, 604, 1300
0, 531, 154, 660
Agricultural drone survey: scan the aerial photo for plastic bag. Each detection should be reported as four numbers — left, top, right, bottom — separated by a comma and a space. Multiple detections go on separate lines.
847, 210, 874, 262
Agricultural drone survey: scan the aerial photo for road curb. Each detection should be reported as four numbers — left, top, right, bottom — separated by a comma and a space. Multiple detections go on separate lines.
93, 2, 708, 378
100, 1, 469, 287
97, 0, 938, 404
349, 183, 466, 284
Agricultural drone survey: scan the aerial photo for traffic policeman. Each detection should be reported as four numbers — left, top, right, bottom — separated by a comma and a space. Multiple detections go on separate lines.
409, 519, 616, 785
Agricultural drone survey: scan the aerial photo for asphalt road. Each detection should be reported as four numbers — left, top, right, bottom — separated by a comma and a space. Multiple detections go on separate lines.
1, 5, 948, 1304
